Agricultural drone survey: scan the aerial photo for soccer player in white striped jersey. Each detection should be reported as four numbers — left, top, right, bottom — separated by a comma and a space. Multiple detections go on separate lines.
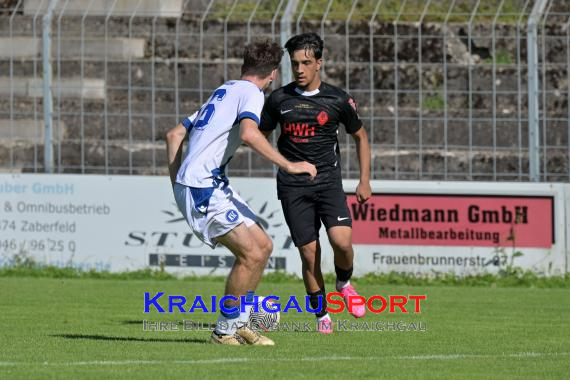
166, 40, 316, 346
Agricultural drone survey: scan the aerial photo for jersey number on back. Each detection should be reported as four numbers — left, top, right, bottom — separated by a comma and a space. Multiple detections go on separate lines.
194, 89, 227, 130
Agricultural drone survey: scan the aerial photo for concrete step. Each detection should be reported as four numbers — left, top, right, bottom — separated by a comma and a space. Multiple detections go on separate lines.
23, 0, 184, 17
0, 118, 66, 141
0, 37, 145, 59
0, 37, 39, 59
0, 77, 105, 99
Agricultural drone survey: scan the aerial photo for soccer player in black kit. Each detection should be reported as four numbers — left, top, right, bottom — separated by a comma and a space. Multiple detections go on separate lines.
260, 33, 372, 333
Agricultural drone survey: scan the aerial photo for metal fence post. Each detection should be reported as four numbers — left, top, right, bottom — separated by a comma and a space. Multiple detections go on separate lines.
280, 0, 299, 87
31, 1, 44, 172
527, 0, 549, 182
246, 0, 262, 44
104, 1, 120, 174
319, 0, 334, 41
517, 0, 533, 180
467, 1, 481, 179
151, 11, 160, 175
9, 0, 24, 171
223, 0, 239, 82
418, 0, 433, 179
345, 1, 358, 177
57, 0, 71, 173
42, 0, 59, 173
566, 15, 570, 180
491, 0, 506, 181
79, 0, 96, 174
368, 1, 382, 179
199, 0, 215, 104
127, 2, 140, 175
393, 1, 407, 179
442, 0, 455, 180
271, 0, 286, 41
176, 1, 191, 122
296, 0, 308, 35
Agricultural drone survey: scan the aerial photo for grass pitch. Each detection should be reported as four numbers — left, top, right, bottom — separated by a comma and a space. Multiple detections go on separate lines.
1, 277, 569, 379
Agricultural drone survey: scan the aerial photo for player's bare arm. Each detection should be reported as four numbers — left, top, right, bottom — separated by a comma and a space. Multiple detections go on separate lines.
240, 118, 317, 179
166, 123, 187, 186
351, 126, 371, 204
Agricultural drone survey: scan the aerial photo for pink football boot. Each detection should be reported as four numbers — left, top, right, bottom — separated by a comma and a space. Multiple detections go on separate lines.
339, 284, 366, 318
316, 316, 334, 334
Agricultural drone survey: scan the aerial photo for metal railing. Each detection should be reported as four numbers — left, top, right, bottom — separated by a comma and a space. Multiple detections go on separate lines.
1, 0, 569, 181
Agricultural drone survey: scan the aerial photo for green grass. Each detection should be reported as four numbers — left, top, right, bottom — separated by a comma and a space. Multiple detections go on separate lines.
423, 92, 445, 110
1, 277, 569, 379
2, 262, 570, 288
484, 49, 514, 65
209, 0, 530, 23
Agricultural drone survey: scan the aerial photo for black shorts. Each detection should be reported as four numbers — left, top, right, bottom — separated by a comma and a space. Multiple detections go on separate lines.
280, 186, 352, 247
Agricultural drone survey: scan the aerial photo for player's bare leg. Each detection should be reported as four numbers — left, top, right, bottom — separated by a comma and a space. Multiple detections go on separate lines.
299, 240, 324, 292
328, 226, 354, 269
327, 226, 366, 318
212, 223, 274, 346
218, 223, 269, 293
247, 223, 274, 272
299, 240, 333, 333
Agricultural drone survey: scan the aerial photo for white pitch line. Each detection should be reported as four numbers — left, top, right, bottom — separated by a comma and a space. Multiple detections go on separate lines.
398, 354, 474, 360
397, 352, 570, 361
173, 358, 249, 365
0, 352, 569, 367
71, 360, 163, 366
300, 356, 354, 361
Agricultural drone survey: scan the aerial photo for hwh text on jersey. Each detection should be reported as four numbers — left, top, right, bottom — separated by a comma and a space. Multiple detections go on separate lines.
283, 122, 315, 143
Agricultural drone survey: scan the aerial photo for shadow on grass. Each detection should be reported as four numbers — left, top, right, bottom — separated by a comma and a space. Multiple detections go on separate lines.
119, 320, 145, 325
52, 334, 208, 344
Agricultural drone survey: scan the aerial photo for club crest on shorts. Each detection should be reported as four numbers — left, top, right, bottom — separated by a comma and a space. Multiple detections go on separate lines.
317, 111, 328, 126
225, 209, 239, 222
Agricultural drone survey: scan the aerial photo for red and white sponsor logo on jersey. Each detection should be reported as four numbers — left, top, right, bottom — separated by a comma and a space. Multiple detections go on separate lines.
283, 122, 315, 143
316, 110, 329, 126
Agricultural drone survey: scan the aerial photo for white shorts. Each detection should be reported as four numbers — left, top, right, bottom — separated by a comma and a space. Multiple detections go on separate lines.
173, 182, 258, 249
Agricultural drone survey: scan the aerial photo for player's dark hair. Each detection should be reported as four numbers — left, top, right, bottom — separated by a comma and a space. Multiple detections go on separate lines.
284, 33, 324, 60
241, 40, 284, 77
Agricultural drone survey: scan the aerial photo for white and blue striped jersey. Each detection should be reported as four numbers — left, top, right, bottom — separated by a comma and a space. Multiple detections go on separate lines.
176, 80, 264, 188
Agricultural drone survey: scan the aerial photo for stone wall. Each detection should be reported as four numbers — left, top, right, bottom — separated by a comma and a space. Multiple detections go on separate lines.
1, 12, 569, 180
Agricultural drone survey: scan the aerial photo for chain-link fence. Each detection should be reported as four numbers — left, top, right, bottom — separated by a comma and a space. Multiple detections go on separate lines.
1, 0, 570, 181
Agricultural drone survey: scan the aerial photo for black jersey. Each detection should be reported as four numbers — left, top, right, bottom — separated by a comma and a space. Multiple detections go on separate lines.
260, 82, 362, 192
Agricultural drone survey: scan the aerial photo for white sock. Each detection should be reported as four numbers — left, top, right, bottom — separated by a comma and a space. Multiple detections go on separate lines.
336, 279, 350, 290
237, 290, 255, 327
316, 313, 331, 323
238, 304, 253, 327
215, 313, 240, 335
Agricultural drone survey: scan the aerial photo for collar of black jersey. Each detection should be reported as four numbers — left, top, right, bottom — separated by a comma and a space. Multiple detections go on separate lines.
285, 81, 323, 97
294, 86, 320, 96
